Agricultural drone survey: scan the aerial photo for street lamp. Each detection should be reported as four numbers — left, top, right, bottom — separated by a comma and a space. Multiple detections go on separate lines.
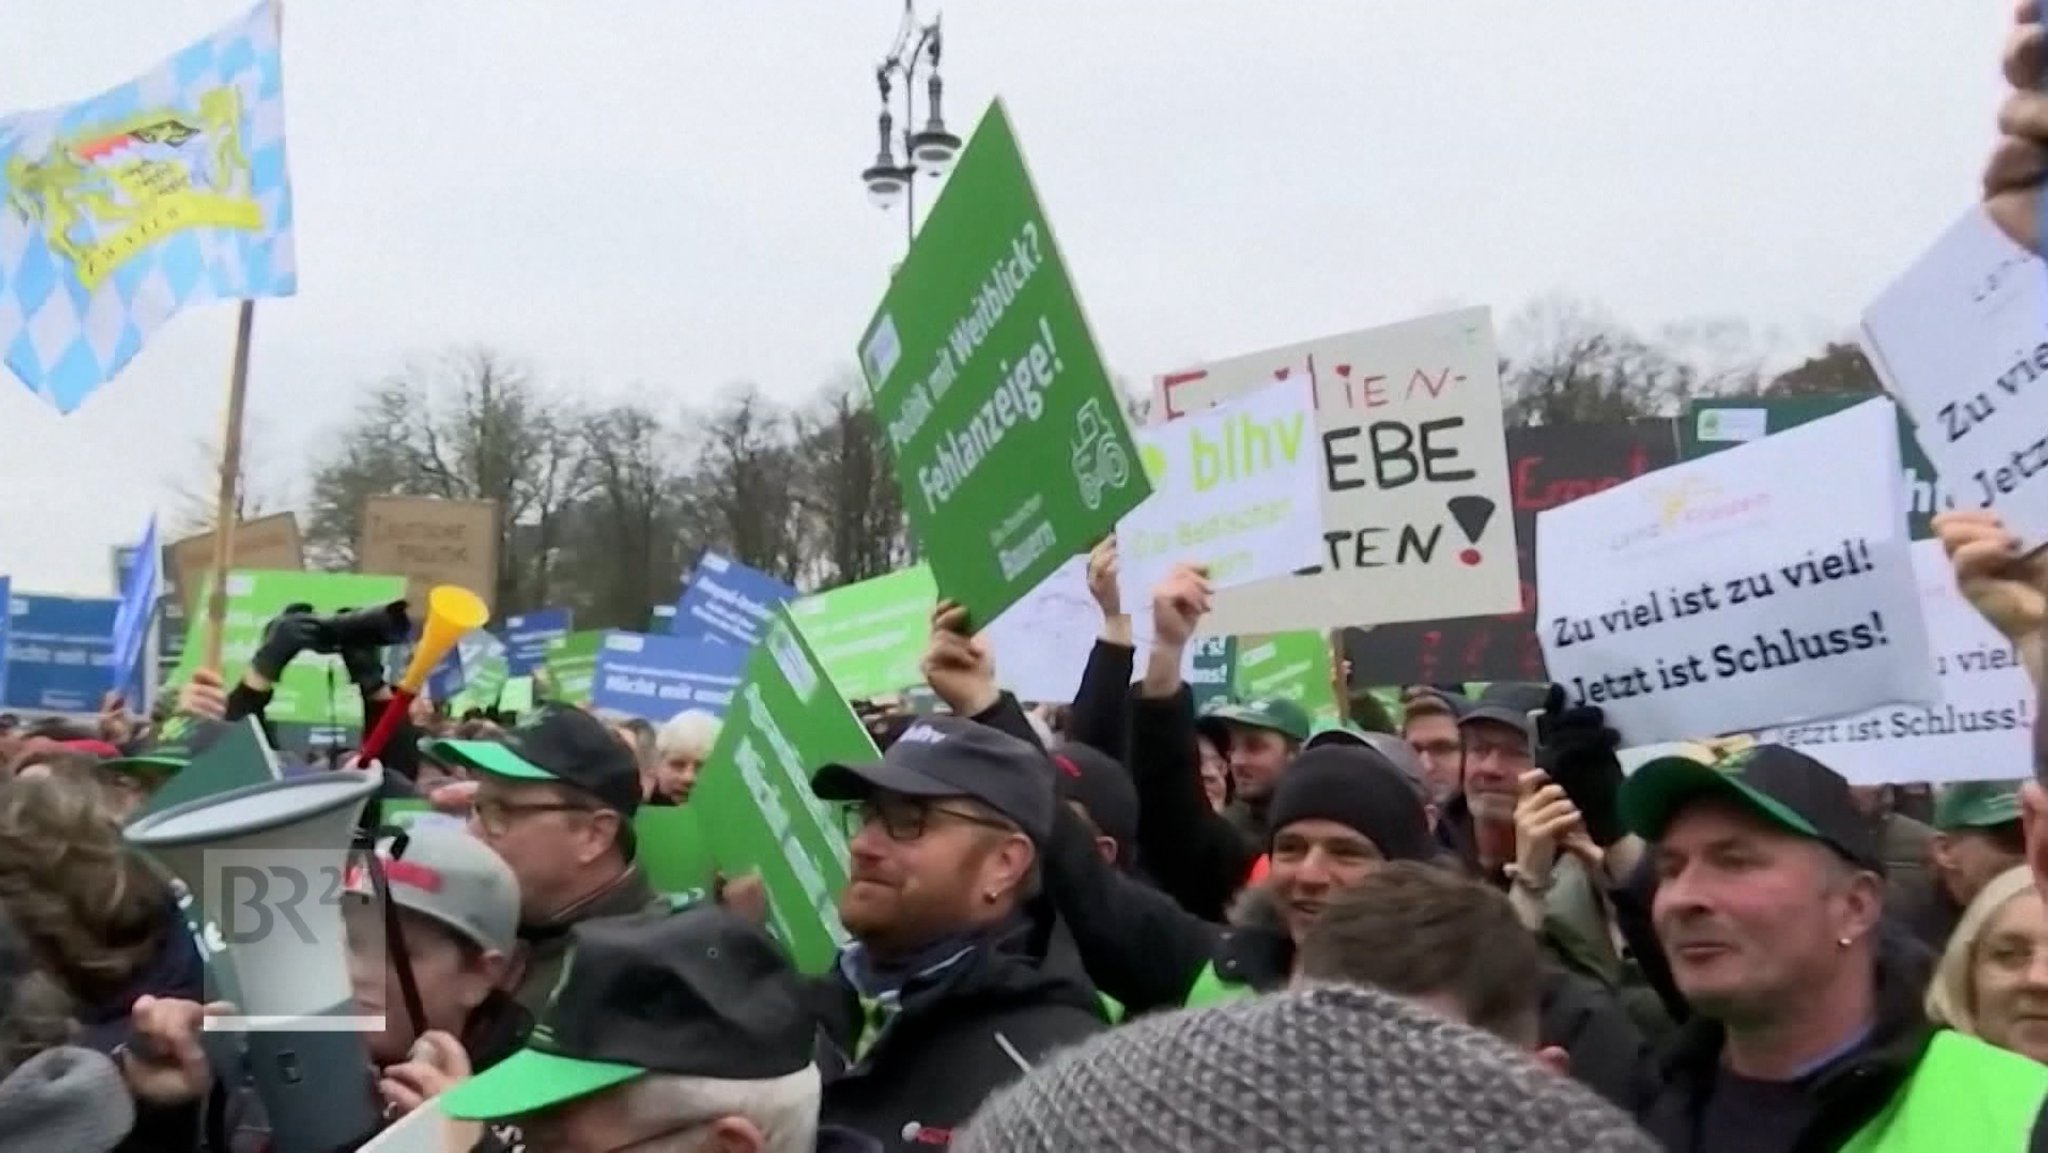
862, 1, 959, 249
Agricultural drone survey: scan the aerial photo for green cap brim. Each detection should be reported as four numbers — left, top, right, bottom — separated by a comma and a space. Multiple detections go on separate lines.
1621, 756, 1821, 843
98, 756, 185, 782
421, 738, 557, 783
436, 1047, 644, 1120
1206, 705, 1300, 740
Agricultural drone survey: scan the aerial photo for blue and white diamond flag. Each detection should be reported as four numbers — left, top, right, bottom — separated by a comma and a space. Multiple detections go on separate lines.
0, 1, 296, 414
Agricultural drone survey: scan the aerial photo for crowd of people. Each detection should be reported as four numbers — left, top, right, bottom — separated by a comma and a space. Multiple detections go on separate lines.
0, 6, 2045, 1152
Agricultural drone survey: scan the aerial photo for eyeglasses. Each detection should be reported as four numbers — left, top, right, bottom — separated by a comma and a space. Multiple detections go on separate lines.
471, 796, 593, 837
840, 795, 1016, 843
1463, 735, 1531, 764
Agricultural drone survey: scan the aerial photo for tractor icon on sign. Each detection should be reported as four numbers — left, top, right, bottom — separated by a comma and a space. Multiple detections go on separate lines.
1071, 399, 1131, 512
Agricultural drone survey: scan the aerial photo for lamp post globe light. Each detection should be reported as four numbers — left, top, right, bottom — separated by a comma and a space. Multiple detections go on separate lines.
862, 0, 960, 247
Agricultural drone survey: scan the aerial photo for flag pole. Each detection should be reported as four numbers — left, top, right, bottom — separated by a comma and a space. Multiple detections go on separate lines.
201, 300, 257, 672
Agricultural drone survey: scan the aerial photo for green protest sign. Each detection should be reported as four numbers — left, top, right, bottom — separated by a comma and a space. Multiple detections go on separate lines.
497, 675, 534, 716
787, 565, 936, 701
1683, 396, 1943, 539
168, 570, 409, 727
543, 631, 603, 704
1233, 631, 1340, 723
857, 100, 1149, 629
692, 608, 873, 973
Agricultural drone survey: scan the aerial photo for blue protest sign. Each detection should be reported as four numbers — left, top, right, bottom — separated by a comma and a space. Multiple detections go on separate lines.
669, 552, 796, 648
4, 594, 135, 713
502, 607, 572, 676
427, 648, 466, 702
590, 630, 748, 721
111, 517, 159, 698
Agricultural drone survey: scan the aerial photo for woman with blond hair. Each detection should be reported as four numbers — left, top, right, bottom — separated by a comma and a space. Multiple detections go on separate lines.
1927, 864, 2048, 1065
0, 774, 202, 1055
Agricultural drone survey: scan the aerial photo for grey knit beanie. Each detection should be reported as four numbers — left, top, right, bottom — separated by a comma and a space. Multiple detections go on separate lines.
956, 984, 1659, 1153
0, 1045, 134, 1153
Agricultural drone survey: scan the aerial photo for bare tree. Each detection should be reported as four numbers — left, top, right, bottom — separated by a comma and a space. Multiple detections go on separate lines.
304, 347, 591, 612
1497, 295, 1758, 427
679, 384, 808, 585
166, 420, 291, 536
793, 376, 906, 587
560, 400, 692, 626
1765, 342, 1883, 398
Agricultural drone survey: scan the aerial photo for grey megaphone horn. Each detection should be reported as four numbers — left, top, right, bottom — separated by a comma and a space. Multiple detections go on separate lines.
126, 769, 385, 1153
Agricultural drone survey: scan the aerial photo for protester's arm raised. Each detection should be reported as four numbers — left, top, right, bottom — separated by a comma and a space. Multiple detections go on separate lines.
1935, 509, 2047, 685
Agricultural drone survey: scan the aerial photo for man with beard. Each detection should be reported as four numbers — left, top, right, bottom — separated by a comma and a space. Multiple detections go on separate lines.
804, 712, 1105, 1153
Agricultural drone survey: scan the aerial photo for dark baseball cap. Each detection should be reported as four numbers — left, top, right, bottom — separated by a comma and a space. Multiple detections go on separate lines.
1620, 743, 1882, 872
101, 714, 234, 781
812, 715, 1056, 844
424, 705, 641, 817
1456, 682, 1548, 740
1051, 741, 1136, 850
437, 905, 813, 1121
1203, 697, 1312, 744
1934, 781, 2025, 832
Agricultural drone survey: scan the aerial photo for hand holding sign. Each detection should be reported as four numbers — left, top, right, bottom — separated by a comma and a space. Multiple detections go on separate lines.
1936, 508, 2048, 643
1987, 2, 2048, 251
924, 602, 999, 717
1151, 564, 1213, 650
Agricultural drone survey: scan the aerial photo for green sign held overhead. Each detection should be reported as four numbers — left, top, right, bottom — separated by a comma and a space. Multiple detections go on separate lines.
543, 630, 603, 704
1233, 631, 1340, 724
786, 564, 936, 702
691, 608, 875, 974
858, 100, 1149, 630
169, 571, 409, 728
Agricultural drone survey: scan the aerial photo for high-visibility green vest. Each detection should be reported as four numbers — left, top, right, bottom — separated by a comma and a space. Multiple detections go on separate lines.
1184, 961, 1253, 1009
1839, 1030, 2048, 1153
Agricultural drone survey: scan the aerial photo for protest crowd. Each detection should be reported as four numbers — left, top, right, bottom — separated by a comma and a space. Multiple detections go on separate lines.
12, 3, 2048, 1153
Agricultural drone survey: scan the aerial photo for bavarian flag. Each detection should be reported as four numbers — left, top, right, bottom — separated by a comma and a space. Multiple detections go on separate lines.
0, 1, 296, 415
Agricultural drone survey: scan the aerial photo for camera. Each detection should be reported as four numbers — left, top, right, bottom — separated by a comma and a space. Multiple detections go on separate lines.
309, 601, 412, 654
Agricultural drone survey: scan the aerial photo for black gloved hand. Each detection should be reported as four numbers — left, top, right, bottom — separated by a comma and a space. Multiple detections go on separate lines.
1534, 684, 1626, 847
250, 603, 322, 682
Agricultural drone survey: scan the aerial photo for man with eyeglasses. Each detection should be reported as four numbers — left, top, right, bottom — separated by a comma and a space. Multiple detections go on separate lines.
806, 714, 1106, 1153
425, 705, 668, 1016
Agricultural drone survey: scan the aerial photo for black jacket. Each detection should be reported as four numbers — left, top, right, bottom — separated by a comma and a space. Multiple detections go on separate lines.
1127, 687, 1260, 922
1638, 937, 1960, 1153
809, 920, 1106, 1153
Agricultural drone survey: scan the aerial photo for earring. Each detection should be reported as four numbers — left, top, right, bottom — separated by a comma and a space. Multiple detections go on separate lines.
1837, 936, 1853, 949
983, 890, 999, 904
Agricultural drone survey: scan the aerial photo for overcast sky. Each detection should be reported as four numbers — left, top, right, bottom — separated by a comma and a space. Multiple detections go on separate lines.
0, 0, 2007, 596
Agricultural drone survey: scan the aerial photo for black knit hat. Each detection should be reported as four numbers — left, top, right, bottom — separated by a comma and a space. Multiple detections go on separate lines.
1267, 747, 1434, 862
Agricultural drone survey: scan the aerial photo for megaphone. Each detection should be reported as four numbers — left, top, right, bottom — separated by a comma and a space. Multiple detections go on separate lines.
360, 584, 490, 765
126, 769, 385, 1153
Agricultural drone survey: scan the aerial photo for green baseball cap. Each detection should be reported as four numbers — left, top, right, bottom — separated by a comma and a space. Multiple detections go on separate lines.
1619, 743, 1883, 872
1934, 781, 2025, 832
100, 714, 233, 781
420, 705, 641, 817
1202, 697, 1312, 744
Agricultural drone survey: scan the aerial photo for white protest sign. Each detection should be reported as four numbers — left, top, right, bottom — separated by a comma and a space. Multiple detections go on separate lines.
1861, 207, 2048, 545
1117, 377, 1322, 605
1536, 398, 1936, 745
1149, 307, 1517, 633
982, 551, 1216, 702
1759, 538, 2033, 786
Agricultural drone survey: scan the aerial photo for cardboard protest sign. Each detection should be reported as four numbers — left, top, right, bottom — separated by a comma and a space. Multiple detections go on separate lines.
1682, 398, 1944, 539
541, 630, 603, 704
670, 552, 797, 648
1536, 399, 1937, 744
502, 608, 571, 677
1233, 631, 1339, 722
858, 100, 1149, 629
1150, 308, 1517, 634
1344, 421, 1677, 685
590, 630, 747, 721
1117, 377, 1323, 605
167, 513, 303, 603
358, 496, 499, 618
1757, 540, 2031, 785
692, 610, 870, 973
168, 571, 409, 727
1860, 208, 2048, 545
787, 565, 937, 701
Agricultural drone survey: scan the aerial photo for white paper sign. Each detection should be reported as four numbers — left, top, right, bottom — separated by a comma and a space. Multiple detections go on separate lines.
1861, 206, 2048, 545
982, 552, 1211, 703
1758, 538, 2033, 786
1116, 377, 1323, 606
1535, 398, 1937, 745
1149, 307, 1517, 633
